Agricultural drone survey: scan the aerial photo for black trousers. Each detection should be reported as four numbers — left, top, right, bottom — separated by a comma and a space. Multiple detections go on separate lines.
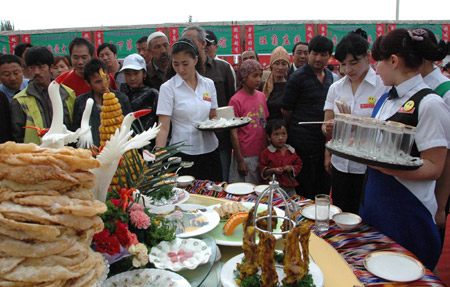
295, 148, 331, 200
179, 148, 223, 182
331, 165, 365, 214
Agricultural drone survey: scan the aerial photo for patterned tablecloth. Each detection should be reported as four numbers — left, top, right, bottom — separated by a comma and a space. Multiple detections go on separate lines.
186, 180, 445, 286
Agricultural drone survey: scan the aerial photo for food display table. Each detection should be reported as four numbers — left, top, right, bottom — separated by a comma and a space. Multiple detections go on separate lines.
185, 180, 445, 287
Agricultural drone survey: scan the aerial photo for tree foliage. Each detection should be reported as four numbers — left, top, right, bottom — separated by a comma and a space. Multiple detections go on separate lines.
0, 20, 14, 31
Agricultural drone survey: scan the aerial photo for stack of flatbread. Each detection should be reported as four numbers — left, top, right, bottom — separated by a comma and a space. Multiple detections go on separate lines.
0, 142, 107, 287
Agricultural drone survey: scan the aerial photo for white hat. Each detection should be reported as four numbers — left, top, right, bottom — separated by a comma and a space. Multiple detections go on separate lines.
120, 53, 147, 72
147, 31, 167, 46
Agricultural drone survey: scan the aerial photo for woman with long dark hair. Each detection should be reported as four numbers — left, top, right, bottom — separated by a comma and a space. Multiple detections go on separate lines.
155, 37, 222, 181
360, 28, 450, 270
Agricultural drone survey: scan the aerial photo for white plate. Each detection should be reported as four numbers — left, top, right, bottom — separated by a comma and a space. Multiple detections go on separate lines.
135, 188, 190, 208
149, 238, 212, 271
225, 182, 255, 195
253, 185, 269, 196
150, 204, 220, 238
364, 251, 425, 282
220, 253, 324, 287
206, 202, 285, 246
300, 204, 342, 220
103, 268, 191, 287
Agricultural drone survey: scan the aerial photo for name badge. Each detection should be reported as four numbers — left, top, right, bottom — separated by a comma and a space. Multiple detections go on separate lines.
203, 92, 211, 102
360, 103, 375, 109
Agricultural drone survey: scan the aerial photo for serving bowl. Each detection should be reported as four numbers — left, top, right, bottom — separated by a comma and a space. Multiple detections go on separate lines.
332, 212, 362, 231
176, 175, 195, 187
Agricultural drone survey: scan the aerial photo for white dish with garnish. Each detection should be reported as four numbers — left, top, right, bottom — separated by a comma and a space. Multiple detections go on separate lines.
149, 238, 212, 272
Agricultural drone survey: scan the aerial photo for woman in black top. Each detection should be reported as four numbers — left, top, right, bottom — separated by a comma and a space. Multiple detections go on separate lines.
263, 46, 291, 121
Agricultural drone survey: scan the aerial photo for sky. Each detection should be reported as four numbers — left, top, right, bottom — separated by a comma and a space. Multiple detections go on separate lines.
1, 0, 449, 31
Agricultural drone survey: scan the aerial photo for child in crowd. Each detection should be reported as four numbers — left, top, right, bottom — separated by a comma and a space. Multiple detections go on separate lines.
257, 119, 302, 195
120, 53, 159, 130
229, 60, 269, 184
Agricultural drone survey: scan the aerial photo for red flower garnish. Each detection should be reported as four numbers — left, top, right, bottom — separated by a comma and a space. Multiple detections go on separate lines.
93, 229, 121, 255
110, 199, 121, 208
115, 221, 139, 249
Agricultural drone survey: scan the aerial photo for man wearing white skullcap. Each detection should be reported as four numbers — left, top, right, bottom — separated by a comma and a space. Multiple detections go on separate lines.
147, 31, 170, 90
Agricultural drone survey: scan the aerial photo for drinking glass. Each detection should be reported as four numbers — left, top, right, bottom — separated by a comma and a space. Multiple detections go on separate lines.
315, 194, 331, 231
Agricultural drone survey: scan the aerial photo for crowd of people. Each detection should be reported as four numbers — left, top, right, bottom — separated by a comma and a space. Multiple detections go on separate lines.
0, 25, 449, 270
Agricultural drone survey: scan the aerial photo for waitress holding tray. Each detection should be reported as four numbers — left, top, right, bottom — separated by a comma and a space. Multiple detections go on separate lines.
359, 28, 450, 270
155, 37, 222, 182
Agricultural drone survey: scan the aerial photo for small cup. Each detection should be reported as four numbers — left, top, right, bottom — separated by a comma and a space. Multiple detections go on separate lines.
315, 194, 331, 231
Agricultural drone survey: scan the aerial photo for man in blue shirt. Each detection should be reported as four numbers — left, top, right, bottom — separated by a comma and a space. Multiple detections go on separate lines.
0, 55, 29, 102
281, 35, 334, 199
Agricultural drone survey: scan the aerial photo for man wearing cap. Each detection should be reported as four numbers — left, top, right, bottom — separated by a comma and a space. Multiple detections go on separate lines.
71, 58, 131, 147
146, 31, 170, 91
120, 53, 159, 130
182, 26, 236, 182
205, 30, 236, 90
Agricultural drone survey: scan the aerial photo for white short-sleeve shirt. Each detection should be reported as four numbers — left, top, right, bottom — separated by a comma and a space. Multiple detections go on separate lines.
374, 74, 450, 217
324, 67, 389, 174
157, 72, 219, 155
423, 65, 450, 107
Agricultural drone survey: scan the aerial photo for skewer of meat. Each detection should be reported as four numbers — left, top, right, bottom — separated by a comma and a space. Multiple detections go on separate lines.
258, 231, 278, 287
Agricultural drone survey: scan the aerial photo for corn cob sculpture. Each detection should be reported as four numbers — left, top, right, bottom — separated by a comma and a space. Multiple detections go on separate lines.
98, 69, 144, 191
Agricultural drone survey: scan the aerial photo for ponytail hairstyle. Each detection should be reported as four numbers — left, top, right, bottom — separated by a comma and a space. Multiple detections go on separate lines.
335, 28, 370, 62
420, 28, 449, 61
164, 37, 204, 80
372, 28, 449, 70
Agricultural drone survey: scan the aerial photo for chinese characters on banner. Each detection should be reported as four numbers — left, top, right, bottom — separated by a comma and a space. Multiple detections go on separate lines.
82, 31, 91, 41
326, 24, 378, 50
0, 36, 9, 55
102, 28, 155, 59
200, 26, 234, 55
443, 24, 450, 41
30, 32, 81, 55
94, 31, 104, 52
319, 24, 328, 36
21, 35, 31, 44
251, 24, 309, 54
388, 24, 397, 32
305, 24, 314, 42
231, 25, 241, 55
245, 25, 255, 51
8, 35, 18, 54
169, 27, 179, 46
376, 24, 385, 37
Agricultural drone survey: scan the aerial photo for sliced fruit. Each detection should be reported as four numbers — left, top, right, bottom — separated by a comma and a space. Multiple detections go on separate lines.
223, 212, 249, 235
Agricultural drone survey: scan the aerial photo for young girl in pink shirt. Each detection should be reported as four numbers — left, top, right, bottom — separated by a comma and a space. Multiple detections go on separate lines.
229, 60, 269, 184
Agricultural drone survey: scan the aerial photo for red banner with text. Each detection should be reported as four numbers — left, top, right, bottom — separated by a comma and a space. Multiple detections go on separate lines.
245, 25, 255, 51
231, 25, 241, 55
8, 35, 18, 54
169, 27, 179, 45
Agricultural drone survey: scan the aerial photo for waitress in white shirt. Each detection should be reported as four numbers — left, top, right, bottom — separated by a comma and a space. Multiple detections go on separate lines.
322, 29, 388, 213
419, 28, 450, 247
156, 37, 222, 181
360, 28, 450, 270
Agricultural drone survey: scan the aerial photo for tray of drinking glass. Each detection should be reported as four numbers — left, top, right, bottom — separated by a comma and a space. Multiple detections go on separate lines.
326, 143, 423, 171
